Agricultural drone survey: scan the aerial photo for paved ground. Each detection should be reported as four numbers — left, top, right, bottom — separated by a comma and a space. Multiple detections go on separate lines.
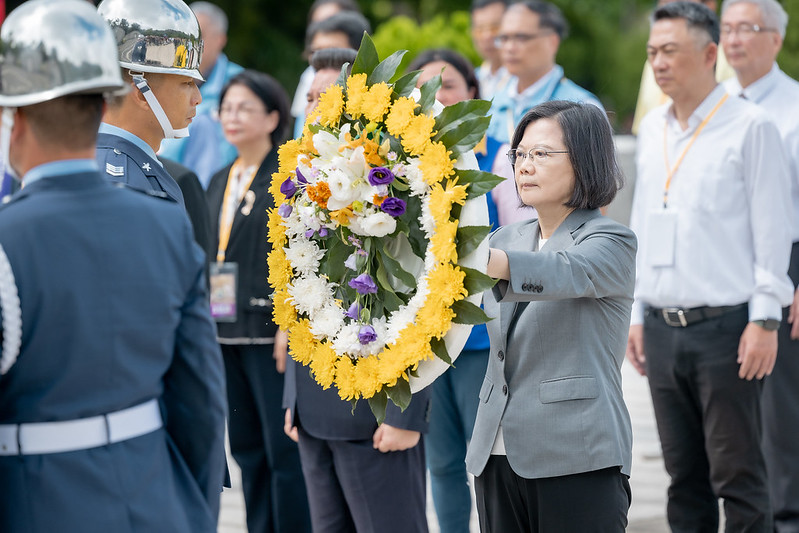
218, 360, 677, 533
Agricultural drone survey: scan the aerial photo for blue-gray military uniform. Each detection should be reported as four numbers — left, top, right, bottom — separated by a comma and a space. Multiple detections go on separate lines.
96, 123, 185, 206
0, 160, 226, 533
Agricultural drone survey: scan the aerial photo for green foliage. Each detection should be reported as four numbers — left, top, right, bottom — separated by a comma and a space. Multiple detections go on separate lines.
778, 1, 799, 80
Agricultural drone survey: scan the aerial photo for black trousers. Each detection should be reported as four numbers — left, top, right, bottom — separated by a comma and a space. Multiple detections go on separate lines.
644, 305, 771, 533
223, 344, 311, 533
474, 456, 630, 533
763, 242, 799, 533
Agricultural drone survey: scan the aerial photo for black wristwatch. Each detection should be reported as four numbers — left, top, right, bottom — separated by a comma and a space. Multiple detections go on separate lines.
753, 318, 781, 331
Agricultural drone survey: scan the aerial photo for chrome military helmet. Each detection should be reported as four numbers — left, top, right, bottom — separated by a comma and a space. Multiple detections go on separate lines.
0, 0, 125, 107
97, 0, 204, 82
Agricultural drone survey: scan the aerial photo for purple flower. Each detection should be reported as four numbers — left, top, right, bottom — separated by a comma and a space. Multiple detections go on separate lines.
305, 229, 316, 238
278, 204, 293, 217
318, 227, 328, 237
358, 325, 377, 345
368, 167, 395, 186
296, 167, 308, 185
380, 197, 407, 217
345, 302, 362, 319
348, 235, 362, 248
280, 177, 297, 199
349, 273, 377, 294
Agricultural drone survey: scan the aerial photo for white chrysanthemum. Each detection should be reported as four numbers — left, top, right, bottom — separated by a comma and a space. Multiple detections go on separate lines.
420, 198, 436, 236
289, 276, 334, 316
285, 240, 325, 275
332, 323, 361, 355
405, 159, 429, 197
283, 207, 305, 239
308, 303, 345, 338
348, 211, 397, 238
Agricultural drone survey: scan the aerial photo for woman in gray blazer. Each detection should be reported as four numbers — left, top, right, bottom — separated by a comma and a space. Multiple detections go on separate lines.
465, 101, 636, 532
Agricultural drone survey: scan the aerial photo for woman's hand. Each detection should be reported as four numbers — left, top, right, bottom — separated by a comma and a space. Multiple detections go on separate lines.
372, 424, 420, 452
486, 247, 510, 280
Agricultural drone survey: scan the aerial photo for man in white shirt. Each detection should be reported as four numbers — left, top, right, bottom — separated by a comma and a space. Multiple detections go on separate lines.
626, 2, 793, 531
721, 1, 799, 529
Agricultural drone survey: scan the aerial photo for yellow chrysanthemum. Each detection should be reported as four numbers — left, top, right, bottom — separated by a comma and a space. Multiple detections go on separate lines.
385, 96, 418, 137
352, 355, 382, 399
362, 82, 393, 123
335, 356, 358, 401
288, 320, 315, 364
272, 289, 297, 330
318, 84, 345, 127
418, 142, 455, 185
345, 73, 369, 119
401, 114, 437, 155
309, 342, 338, 389
304, 108, 322, 129
269, 170, 289, 203
278, 140, 302, 175
430, 219, 459, 264
428, 180, 468, 225
427, 264, 469, 305
267, 248, 292, 289
416, 299, 454, 338
267, 208, 287, 246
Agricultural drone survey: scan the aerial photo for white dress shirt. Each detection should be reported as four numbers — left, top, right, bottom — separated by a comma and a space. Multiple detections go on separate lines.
630, 84, 793, 325
725, 64, 799, 243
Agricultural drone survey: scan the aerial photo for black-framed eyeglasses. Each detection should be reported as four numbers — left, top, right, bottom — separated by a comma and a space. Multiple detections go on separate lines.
506, 148, 569, 166
720, 23, 777, 38
494, 30, 552, 47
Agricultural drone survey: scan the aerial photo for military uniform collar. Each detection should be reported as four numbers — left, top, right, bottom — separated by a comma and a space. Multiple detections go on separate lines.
99, 123, 162, 168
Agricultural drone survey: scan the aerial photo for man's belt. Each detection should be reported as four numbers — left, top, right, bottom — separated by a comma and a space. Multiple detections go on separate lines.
0, 398, 162, 456
650, 303, 747, 328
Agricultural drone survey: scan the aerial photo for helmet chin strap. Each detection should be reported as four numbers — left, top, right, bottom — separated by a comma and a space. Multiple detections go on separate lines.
1, 107, 19, 183
130, 73, 190, 139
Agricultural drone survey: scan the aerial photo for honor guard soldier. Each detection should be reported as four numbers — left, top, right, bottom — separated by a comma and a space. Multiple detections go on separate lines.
0, 2, 227, 532
95, 0, 206, 206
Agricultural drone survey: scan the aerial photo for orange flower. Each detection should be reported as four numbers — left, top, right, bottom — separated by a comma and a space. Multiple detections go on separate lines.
372, 194, 386, 206
307, 181, 332, 209
329, 206, 354, 225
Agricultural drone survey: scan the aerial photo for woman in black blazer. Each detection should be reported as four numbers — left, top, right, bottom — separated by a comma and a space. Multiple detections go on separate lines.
206, 70, 311, 533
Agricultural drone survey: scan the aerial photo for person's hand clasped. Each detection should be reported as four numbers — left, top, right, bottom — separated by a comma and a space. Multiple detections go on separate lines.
273, 328, 288, 374
737, 322, 778, 380
372, 423, 420, 453
626, 325, 646, 376
284, 408, 298, 442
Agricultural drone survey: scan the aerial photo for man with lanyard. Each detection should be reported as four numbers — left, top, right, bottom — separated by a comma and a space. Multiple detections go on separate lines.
0, 1, 226, 532
721, 0, 799, 529
159, 2, 243, 189
626, 2, 793, 531
95, 0, 205, 207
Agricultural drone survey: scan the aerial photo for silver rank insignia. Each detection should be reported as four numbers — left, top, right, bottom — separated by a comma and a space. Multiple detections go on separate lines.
142, 162, 151, 172
105, 162, 124, 177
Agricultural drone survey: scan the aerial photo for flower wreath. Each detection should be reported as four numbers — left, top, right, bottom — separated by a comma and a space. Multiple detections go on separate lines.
268, 35, 500, 421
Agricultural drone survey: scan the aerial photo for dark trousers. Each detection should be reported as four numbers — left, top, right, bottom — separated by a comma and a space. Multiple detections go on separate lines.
644, 306, 771, 533
223, 344, 311, 533
295, 424, 428, 533
474, 456, 630, 533
763, 242, 799, 533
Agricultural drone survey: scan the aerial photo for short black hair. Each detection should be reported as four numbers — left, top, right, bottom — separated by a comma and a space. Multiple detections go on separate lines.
509, 1, 568, 40
510, 101, 621, 210
406, 48, 481, 100
23, 94, 104, 151
653, 1, 720, 45
309, 48, 357, 74
306, 11, 371, 51
308, 0, 360, 24
220, 70, 291, 146
471, 0, 510, 12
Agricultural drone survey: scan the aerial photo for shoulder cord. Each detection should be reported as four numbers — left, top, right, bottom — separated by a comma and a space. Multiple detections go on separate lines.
0, 243, 22, 375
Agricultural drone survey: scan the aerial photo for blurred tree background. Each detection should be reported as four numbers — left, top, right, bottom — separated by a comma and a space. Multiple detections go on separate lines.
6, 0, 797, 132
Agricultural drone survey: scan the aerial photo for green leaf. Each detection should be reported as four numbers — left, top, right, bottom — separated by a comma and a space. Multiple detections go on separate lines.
456, 225, 492, 259
436, 116, 491, 157
385, 377, 412, 411
433, 99, 492, 136
452, 300, 491, 324
417, 74, 441, 113
455, 169, 505, 200
335, 63, 350, 92
320, 238, 352, 283
393, 70, 422, 98
368, 390, 388, 424
430, 337, 452, 365
378, 244, 417, 290
390, 179, 409, 192
404, 196, 427, 258
373, 254, 405, 313
369, 50, 407, 85
461, 266, 498, 295
352, 32, 379, 76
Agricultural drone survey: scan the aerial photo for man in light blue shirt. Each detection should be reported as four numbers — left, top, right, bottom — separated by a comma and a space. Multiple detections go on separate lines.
486, 1, 602, 144
159, 2, 243, 188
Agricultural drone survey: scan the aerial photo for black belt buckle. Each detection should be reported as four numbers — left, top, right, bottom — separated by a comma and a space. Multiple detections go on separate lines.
661, 307, 689, 327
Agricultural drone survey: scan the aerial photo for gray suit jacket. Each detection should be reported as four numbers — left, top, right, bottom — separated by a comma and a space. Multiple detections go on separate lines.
465, 209, 635, 479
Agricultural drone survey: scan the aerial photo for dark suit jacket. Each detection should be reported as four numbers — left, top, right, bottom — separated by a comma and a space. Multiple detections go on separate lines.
0, 171, 226, 533
206, 150, 278, 342
159, 156, 212, 258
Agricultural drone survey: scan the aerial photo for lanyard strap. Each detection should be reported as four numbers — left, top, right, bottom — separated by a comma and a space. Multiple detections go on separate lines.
217, 160, 257, 263
662, 93, 728, 208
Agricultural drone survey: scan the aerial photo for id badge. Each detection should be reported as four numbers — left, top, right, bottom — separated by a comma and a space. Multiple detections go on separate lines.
209, 262, 238, 322
645, 210, 677, 267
